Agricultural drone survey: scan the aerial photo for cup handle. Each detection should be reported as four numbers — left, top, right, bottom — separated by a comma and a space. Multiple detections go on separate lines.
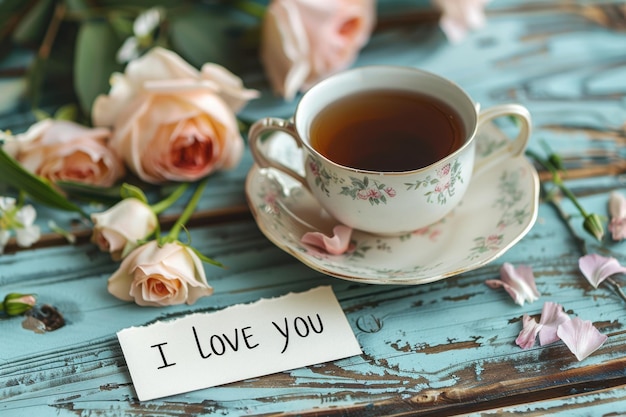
473, 104, 531, 175
248, 117, 310, 190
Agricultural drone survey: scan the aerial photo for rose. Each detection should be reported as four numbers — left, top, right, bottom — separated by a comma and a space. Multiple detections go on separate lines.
260, 0, 376, 101
14, 119, 125, 187
91, 198, 158, 261
92, 47, 259, 184
93, 47, 258, 126
108, 240, 213, 307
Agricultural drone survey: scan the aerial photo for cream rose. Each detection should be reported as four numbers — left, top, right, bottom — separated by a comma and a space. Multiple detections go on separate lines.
260, 0, 376, 101
91, 198, 158, 261
92, 47, 259, 184
108, 240, 213, 307
14, 119, 125, 187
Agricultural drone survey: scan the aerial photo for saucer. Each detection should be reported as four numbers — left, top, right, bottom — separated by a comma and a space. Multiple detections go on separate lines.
245, 123, 540, 285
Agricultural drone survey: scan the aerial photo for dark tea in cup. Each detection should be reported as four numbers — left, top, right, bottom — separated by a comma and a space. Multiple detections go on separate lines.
309, 90, 465, 172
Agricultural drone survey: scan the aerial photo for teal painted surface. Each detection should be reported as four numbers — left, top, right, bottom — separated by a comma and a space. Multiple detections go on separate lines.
2, 1, 626, 415
3, 202, 626, 415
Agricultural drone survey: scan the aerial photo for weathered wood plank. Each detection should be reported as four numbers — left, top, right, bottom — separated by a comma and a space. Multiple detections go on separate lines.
2, 180, 626, 416
2, 1, 626, 415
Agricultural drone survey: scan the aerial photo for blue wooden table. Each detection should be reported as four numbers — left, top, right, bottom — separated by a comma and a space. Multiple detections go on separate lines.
2, 1, 626, 415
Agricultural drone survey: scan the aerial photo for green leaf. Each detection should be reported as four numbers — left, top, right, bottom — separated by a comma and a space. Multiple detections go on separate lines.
0, 148, 87, 217
11, 0, 55, 46
53, 103, 79, 121
74, 20, 123, 115
169, 8, 239, 68
188, 245, 225, 269
32, 108, 50, 121
64, 0, 91, 13
0, 0, 27, 24
107, 13, 134, 38
56, 180, 122, 205
120, 183, 148, 203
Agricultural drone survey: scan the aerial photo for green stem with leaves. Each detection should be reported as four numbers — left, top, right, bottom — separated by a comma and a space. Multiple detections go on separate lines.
526, 148, 604, 241
165, 179, 208, 242
529, 151, 625, 302
526, 150, 586, 213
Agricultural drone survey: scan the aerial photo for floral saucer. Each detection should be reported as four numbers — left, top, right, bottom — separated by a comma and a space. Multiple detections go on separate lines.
245, 123, 540, 285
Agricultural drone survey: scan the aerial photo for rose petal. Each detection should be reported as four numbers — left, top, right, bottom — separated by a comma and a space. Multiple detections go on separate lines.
557, 317, 608, 361
537, 301, 570, 346
485, 263, 539, 306
608, 218, 626, 241
301, 225, 353, 255
608, 191, 626, 241
515, 314, 541, 349
609, 191, 626, 220
433, 0, 490, 43
578, 254, 626, 288
200, 63, 260, 112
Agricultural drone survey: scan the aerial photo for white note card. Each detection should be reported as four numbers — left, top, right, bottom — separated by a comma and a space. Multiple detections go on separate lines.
117, 286, 362, 401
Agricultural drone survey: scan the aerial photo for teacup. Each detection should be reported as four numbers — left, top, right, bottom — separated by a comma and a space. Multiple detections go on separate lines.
248, 66, 531, 235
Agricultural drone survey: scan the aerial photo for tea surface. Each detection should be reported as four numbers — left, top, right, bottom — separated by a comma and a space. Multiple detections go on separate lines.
310, 90, 465, 171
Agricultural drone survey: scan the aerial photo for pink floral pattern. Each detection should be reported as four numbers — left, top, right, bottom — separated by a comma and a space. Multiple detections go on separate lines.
340, 176, 396, 205
468, 168, 531, 260
469, 234, 503, 259
404, 159, 463, 204
308, 157, 341, 196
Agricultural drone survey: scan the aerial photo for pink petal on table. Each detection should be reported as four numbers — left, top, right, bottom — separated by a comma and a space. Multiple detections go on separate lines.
578, 254, 626, 288
537, 301, 570, 346
515, 314, 542, 349
301, 225, 353, 255
608, 191, 626, 241
485, 263, 540, 306
557, 317, 608, 361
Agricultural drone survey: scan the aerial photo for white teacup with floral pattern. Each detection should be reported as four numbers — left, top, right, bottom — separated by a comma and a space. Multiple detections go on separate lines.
248, 66, 531, 235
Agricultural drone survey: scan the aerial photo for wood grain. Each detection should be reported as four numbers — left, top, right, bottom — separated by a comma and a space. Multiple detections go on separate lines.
2, 1, 626, 415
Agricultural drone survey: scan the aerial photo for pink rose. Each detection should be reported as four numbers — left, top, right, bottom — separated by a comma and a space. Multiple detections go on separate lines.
14, 119, 125, 187
438, 163, 451, 176
356, 189, 370, 200
108, 240, 213, 307
92, 47, 259, 184
486, 234, 501, 247
367, 188, 382, 199
91, 198, 158, 261
260, 0, 376, 100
